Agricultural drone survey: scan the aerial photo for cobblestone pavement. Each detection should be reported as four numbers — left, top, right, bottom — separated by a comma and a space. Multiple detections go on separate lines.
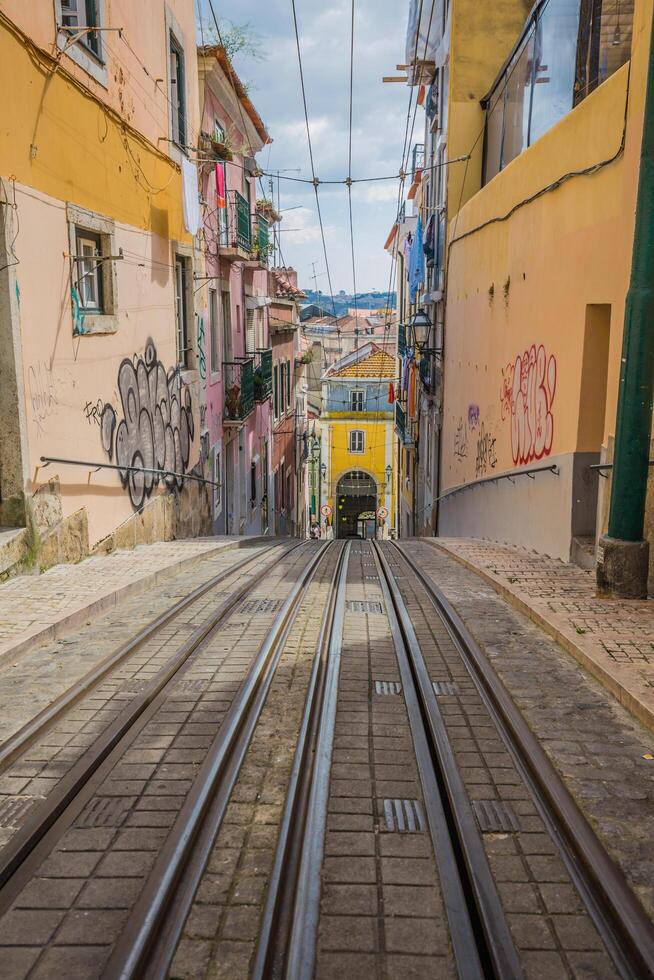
434, 538, 654, 730
403, 541, 654, 923
0, 541, 274, 744
0, 537, 258, 664
0, 543, 318, 979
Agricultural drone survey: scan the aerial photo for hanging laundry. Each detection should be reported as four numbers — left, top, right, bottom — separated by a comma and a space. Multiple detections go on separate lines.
215, 163, 226, 210
181, 157, 201, 235
409, 215, 425, 303
388, 381, 395, 404
408, 361, 417, 418
423, 214, 435, 262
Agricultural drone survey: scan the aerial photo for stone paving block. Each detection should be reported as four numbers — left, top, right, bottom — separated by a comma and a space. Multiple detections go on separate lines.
30, 944, 110, 980
0, 909, 65, 945
15, 877, 85, 909
0, 946, 41, 980
385, 954, 456, 980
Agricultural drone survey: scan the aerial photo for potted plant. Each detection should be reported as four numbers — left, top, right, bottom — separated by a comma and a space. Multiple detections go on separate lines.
210, 131, 234, 161
256, 198, 282, 224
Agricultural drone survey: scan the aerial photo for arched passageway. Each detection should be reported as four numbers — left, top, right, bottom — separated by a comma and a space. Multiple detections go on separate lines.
335, 470, 378, 539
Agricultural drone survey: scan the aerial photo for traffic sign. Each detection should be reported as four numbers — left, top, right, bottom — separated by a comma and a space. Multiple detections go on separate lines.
377, 506, 389, 520
321, 504, 332, 517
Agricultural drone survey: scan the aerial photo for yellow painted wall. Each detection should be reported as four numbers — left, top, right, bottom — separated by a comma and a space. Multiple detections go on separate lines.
0, 15, 190, 242
441, 0, 648, 498
324, 418, 395, 529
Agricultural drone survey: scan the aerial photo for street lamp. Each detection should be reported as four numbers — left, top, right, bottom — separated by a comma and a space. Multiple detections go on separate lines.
408, 308, 432, 353
385, 464, 392, 485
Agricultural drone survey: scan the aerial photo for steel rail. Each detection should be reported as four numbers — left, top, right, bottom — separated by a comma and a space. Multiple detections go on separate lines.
391, 541, 654, 980
0, 541, 288, 774
252, 541, 349, 980
0, 540, 308, 911
103, 541, 334, 980
372, 542, 515, 980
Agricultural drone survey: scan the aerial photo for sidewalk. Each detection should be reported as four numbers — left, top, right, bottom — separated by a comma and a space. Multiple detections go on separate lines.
431, 538, 654, 733
0, 536, 259, 666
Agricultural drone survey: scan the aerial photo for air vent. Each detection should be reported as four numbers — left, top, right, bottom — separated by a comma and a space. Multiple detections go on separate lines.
472, 800, 519, 833
382, 798, 425, 833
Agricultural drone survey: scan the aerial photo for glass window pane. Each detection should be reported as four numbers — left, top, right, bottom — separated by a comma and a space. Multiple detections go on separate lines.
483, 85, 504, 183
501, 30, 535, 169
530, 0, 581, 144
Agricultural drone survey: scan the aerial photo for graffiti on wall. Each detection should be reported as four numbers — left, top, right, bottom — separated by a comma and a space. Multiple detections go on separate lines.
28, 361, 59, 435
501, 344, 557, 466
467, 404, 480, 430
453, 417, 468, 459
99, 339, 194, 510
197, 315, 206, 382
84, 399, 104, 426
475, 423, 497, 477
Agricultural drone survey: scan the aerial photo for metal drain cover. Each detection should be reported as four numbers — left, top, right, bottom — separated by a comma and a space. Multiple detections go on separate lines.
472, 800, 519, 833
374, 681, 402, 695
0, 796, 43, 828
346, 600, 384, 614
382, 798, 425, 833
432, 681, 459, 696
240, 599, 283, 614
77, 796, 132, 828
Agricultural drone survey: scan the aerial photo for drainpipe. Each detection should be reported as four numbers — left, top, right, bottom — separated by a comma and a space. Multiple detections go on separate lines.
598, 4, 654, 598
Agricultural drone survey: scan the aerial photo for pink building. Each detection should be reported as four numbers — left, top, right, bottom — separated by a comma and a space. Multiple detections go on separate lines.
197, 46, 274, 535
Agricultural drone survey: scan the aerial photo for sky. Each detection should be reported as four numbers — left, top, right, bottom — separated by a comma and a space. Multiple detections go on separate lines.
198, 0, 413, 298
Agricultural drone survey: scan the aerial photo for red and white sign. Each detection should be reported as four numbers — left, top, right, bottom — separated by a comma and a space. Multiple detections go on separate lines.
321, 504, 332, 517
377, 506, 389, 520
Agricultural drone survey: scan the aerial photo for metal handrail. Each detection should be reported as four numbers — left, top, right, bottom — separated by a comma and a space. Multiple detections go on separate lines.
39, 456, 219, 488
437, 462, 558, 502
590, 459, 654, 478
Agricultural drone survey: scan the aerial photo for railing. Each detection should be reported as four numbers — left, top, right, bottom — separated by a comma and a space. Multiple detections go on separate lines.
254, 348, 273, 403
398, 320, 407, 357
395, 401, 414, 446
437, 463, 559, 502
590, 460, 654, 479
411, 143, 425, 177
223, 358, 255, 422
38, 456, 219, 488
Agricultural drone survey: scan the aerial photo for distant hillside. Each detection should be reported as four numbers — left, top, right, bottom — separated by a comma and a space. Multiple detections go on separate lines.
300, 289, 396, 318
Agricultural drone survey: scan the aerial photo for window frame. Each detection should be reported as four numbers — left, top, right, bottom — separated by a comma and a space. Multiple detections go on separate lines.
209, 287, 220, 377
75, 229, 104, 314
350, 389, 365, 413
169, 29, 187, 151
56, 0, 107, 86
349, 429, 365, 454
174, 254, 191, 368
67, 204, 117, 335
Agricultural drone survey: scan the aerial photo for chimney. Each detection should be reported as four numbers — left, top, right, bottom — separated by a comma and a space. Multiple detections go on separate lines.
285, 266, 298, 289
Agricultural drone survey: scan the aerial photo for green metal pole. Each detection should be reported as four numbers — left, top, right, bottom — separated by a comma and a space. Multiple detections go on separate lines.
608, 5, 654, 542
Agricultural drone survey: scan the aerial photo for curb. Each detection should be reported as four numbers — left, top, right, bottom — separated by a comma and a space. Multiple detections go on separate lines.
0, 536, 271, 671
427, 539, 654, 735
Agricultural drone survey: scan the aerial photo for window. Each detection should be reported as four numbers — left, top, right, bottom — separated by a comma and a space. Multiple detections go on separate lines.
349, 430, 365, 454
482, 0, 632, 183
280, 361, 286, 414
221, 290, 232, 362
250, 461, 257, 505
61, 0, 102, 60
273, 364, 280, 419
350, 389, 365, 412
213, 449, 221, 513
169, 32, 186, 148
246, 308, 256, 356
209, 288, 219, 374
286, 361, 291, 413
174, 256, 190, 367
75, 229, 104, 313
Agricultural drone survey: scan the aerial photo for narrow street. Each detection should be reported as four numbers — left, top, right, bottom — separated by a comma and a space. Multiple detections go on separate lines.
0, 540, 650, 978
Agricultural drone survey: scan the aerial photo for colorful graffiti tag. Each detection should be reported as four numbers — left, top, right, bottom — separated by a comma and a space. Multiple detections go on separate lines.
500, 345, 557, 466
100, 339, 194, 510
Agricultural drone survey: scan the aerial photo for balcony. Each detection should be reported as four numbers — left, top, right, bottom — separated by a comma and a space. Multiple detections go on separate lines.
254, 348, 273, 403
223, 359, 255, 424
219, 191, 253, 261
411, 143, 425, 178
395, 401, 415, 446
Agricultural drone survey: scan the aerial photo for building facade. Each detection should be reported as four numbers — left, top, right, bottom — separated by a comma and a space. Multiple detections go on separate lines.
0, 0, 209, 575
197, 44, 274, 537
319, 343, 396, 539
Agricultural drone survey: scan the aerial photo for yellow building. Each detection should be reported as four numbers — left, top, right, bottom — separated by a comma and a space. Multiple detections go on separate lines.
319, 343, 396, 539
438, 0, 642, 568
0, 0, 207, 574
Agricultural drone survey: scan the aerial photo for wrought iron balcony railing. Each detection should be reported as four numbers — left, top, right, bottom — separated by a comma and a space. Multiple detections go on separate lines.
398, 320, 407, 357
395, 401, 415, 446
254, 348, 273, 403
224, 358, 255, 422
411, 143, 425, 177
226, 190, 251, 252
